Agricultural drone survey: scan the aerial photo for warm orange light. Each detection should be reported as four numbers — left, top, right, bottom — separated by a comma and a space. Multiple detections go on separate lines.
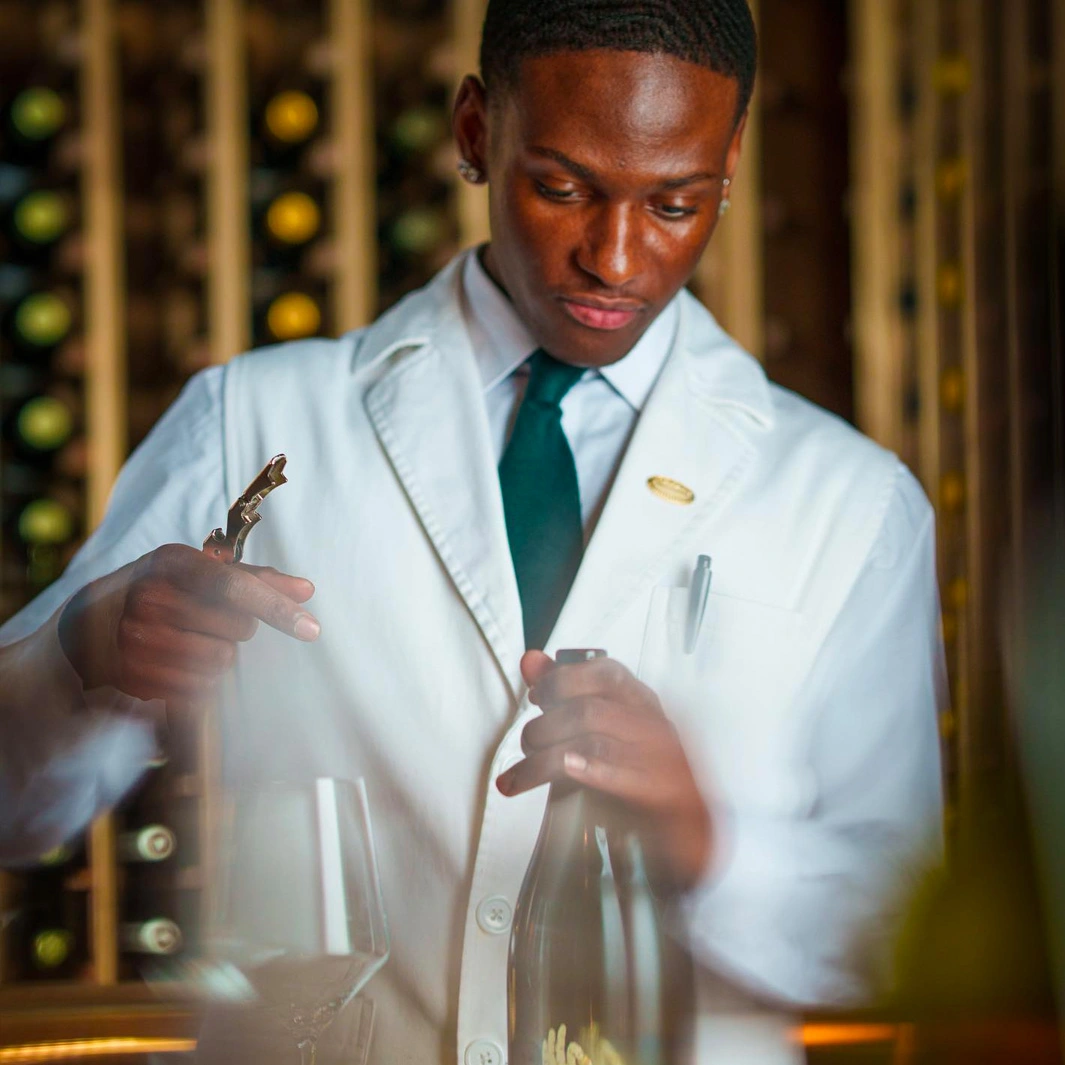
793, 1023, 900, 1047
0, 1038, 196, 1062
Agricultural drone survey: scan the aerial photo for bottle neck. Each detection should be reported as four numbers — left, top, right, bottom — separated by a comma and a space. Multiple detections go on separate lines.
540, 783, 626, 854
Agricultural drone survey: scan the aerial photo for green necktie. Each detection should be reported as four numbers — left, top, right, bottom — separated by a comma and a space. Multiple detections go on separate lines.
499, 348, 585, 650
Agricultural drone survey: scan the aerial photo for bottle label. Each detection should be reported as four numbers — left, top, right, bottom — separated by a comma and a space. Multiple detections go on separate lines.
542, 1024, 626, 1065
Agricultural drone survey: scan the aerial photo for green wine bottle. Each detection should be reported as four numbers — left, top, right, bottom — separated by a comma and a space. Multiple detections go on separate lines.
4, 87, 68, 163
8, 188, 73, 249
9, 290, 73, 351
508, 650, 693, 1065
10, 394, 75, 456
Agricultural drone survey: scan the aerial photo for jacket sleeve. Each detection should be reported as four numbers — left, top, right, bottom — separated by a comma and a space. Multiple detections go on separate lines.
0, 367, 228, 864
679, 465, 946, 1006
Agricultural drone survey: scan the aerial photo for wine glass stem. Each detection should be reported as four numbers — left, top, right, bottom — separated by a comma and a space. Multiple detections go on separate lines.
297, 1037, 317, 1065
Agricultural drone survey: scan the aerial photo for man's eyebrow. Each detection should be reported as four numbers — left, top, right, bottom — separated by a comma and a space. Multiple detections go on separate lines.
527, 147, 719, 190
528, 146, 599, 183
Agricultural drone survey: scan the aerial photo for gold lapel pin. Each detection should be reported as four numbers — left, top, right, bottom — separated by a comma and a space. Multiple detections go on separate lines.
647, 475, 695, 505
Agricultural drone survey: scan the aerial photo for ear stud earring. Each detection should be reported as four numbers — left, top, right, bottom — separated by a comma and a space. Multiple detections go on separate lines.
718, 177, 732, 218
457, 159, 483, 184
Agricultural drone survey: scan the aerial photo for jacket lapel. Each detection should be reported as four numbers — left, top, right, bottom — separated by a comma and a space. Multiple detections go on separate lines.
361, 264, 525, 699
357, 261, 776, 695
550, 293, 775, 652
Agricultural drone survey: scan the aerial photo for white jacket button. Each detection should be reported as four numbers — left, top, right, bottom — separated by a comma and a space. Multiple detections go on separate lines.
464, 1038, 504, 1065
475, 895, 513, 935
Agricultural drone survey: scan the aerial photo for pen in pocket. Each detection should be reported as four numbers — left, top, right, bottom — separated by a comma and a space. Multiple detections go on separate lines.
684, 554, 712, 654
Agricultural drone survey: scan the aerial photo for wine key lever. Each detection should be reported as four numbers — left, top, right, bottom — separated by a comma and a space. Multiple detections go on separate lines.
202, 454, 288, 564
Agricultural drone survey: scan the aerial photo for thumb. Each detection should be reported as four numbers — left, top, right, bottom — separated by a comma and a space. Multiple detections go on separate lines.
242, 565, 316, 604
520, 649, 555, 689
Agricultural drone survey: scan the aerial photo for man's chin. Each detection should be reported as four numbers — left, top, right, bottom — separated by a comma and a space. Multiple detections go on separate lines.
538, 319, 648, 367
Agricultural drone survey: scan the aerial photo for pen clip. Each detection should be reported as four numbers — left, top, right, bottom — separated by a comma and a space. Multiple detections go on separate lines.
684, 554, 712, 654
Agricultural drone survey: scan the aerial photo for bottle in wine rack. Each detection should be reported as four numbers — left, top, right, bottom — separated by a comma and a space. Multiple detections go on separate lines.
10, 838, 89, 981
2, 86, 68, 164
3, 187, 75, 260
7, 393, 76, 458
12, 494, 78, 588
388, 103, 448, 160
118, 824, 177, 863
263, 188, 322, 249
388, 204, 449, 260
262, 290, 322, 342
24, 923, 76, 978
121, 917, 183, 956
17, 496, 76, 548
508, 650, 693, 1065
261, 88, 320, 164
5, 289, 74, 353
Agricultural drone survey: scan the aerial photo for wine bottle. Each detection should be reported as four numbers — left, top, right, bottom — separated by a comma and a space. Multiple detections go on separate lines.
508, 649, 691, 1065
8, 394, 76, 457
263, 189, 322, 248
17, 497, 77, 547
259, 88, 320, 165
13, 495, 79, 588
388, 103, 448, 159
27, 924, 76, 976
121, 917, 183, 955
13, 838, 89, 980
0, 162, 33, 207
263, 290, 322, 342
118, 824, 177, 863
6, 290, 74, 352
5, 188, 75, 256
387, 204, 449, 259
2, 86, 68, 164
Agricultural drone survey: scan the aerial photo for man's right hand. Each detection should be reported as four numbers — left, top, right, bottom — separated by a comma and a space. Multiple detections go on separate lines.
57, 543, 318, 706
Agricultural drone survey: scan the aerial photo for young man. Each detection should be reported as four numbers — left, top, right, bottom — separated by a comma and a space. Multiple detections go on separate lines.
0, 0, 944, 1060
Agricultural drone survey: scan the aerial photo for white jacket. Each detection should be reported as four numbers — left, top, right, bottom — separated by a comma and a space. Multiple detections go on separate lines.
0, 253, 944, 1063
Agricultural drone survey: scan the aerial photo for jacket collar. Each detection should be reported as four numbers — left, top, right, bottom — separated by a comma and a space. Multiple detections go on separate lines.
359, 252, 775, 699
348, 249, 775, 431
460, 249, 677, 414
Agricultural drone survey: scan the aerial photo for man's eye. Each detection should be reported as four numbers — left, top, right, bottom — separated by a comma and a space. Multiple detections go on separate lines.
656, 203, 698, 219
535, 181, 578, 201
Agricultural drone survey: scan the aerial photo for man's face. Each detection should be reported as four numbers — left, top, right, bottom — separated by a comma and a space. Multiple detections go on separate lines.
454, 49, 745, 367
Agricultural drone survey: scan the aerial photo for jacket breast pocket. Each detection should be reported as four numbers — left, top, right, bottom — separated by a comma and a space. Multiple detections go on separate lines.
640, 586, 816, 818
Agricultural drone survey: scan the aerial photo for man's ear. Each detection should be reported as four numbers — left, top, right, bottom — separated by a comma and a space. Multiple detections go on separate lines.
724, 109, 748, 184
452, 74, 490, 179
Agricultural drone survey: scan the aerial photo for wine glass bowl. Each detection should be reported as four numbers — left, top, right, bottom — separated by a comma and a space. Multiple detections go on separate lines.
207, 777, 389, 1065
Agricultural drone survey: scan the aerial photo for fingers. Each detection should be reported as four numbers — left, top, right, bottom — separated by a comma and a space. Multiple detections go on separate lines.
520, 695, 663, 753
498, 731, 681, 811
130, 584, 259, 642
243, 565, 315, 604
147, 545, 319, 641
498, 732, 633, 797
132, 626, 238, 677
519, 649, 554, 689
528, 654, 660, 715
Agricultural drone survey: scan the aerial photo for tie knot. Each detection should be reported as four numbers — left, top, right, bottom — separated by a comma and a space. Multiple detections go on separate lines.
524, 348, 585, 408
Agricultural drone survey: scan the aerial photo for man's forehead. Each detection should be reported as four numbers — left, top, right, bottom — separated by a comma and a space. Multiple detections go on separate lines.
496, 49, 741, 142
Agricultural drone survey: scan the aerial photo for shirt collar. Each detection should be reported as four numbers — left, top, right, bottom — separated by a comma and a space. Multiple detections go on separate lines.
461, 248, 677, 412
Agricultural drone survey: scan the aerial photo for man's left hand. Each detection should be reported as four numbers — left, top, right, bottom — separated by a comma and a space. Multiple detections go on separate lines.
496, 650, 714, 891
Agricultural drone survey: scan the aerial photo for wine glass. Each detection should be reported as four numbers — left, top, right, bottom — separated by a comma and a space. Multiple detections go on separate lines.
206, 777, 389, 1065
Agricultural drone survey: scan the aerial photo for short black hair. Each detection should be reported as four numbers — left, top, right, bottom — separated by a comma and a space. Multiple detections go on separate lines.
480, 0, 757, 123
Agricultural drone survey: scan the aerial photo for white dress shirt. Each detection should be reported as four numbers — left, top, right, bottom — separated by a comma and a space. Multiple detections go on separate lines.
462, 249, 677, 534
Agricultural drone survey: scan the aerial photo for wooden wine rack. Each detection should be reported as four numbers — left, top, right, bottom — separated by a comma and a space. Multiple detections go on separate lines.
0, 0, 483, 1049
11, 0, 1056, 1055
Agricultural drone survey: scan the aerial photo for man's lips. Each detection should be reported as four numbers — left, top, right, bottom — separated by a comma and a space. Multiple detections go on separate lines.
559, 296, 644, 331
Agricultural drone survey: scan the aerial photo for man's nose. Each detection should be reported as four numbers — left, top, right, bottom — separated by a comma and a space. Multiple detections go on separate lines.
576, 203, 641, 289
